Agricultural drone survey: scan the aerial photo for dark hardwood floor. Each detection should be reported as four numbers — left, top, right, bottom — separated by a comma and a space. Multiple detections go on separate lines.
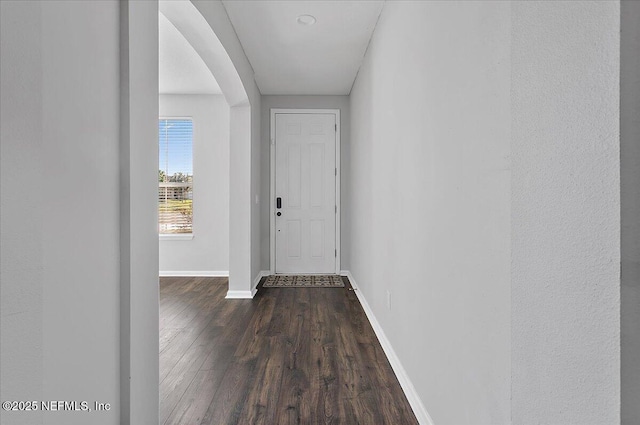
159, 276, 419, 425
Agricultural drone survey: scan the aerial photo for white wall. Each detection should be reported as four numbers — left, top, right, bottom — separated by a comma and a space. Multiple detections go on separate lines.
621, 1, 640, 423
511, 2, 621, 424
348, 2, 512, 423
349, 1, 622, 424
159, 94, 230, 275
260, 95, 350, 271
1, 1, 123, 424
1, 2, 46, 422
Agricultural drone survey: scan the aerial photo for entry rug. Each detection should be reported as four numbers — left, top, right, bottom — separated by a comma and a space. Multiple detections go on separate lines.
263, 274, 344, 288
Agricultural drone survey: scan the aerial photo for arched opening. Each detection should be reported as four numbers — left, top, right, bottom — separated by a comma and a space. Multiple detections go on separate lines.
159, 0, 253, 297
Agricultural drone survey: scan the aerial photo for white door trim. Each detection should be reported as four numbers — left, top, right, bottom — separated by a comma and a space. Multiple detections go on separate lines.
270, 108, 341, 275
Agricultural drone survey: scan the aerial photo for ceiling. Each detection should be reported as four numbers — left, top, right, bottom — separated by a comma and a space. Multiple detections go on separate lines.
159, 11, 222, 95
222, 0, 384, 95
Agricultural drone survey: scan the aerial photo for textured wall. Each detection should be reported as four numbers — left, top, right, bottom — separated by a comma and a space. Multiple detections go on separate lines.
621, 1, 640, 423
349, 2, 512, 423
1, 2, 45, 423
1, 1, 123, 424
511, 2, 621, 423
159, 94, 230, 275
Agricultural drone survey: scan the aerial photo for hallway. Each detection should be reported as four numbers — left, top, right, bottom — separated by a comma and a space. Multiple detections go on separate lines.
1, 1, 636, 424
159, 277, 418, 424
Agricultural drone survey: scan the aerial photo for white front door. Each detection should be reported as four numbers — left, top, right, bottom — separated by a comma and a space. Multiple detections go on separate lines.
274, 113, 337, 274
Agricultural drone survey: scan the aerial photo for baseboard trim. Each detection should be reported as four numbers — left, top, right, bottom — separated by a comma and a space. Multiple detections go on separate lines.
159, 270, 229, 277
342, 270, 435, 425
224, 290, 253, 299
225, 270, 269, 299
252, 270, 270, 293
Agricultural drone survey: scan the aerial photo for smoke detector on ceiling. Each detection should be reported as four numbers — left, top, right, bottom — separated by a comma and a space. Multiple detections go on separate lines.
296, 14, 317, 26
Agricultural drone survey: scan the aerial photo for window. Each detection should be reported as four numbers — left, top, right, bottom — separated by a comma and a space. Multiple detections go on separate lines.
159, 118, 193, 235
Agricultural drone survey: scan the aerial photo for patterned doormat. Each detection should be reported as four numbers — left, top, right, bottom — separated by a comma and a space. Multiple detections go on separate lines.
263, 275, 344, 288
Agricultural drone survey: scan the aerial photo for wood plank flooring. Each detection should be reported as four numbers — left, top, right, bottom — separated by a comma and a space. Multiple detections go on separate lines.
159, 276, 419, 425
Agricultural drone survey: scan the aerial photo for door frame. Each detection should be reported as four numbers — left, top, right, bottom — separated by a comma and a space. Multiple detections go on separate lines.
270, 108, 341, 275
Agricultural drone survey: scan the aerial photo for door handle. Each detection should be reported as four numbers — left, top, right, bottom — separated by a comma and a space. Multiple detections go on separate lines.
276, 197, 282, 209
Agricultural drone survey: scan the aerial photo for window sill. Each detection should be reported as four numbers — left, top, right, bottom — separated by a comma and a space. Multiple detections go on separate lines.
159, 234, 194, 241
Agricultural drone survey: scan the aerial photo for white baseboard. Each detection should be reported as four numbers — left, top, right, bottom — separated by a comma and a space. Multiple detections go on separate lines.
225, 270, 269, 299
225, 290, 254, 299
342, 270, 435, 425
159, 270, 229, 277
252, 270, 270, 293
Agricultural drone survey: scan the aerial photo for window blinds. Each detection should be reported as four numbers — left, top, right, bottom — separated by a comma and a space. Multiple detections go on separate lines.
159, 119, 193, 234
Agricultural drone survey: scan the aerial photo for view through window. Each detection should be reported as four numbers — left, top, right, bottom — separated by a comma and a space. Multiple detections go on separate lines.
159, 118, 193, 234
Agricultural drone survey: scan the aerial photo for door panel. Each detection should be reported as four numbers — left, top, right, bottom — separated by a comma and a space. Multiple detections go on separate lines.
287, 220, 301, 258
309, 143, 324, 208
275, 113, 336, 274
287, 144, 301, 208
